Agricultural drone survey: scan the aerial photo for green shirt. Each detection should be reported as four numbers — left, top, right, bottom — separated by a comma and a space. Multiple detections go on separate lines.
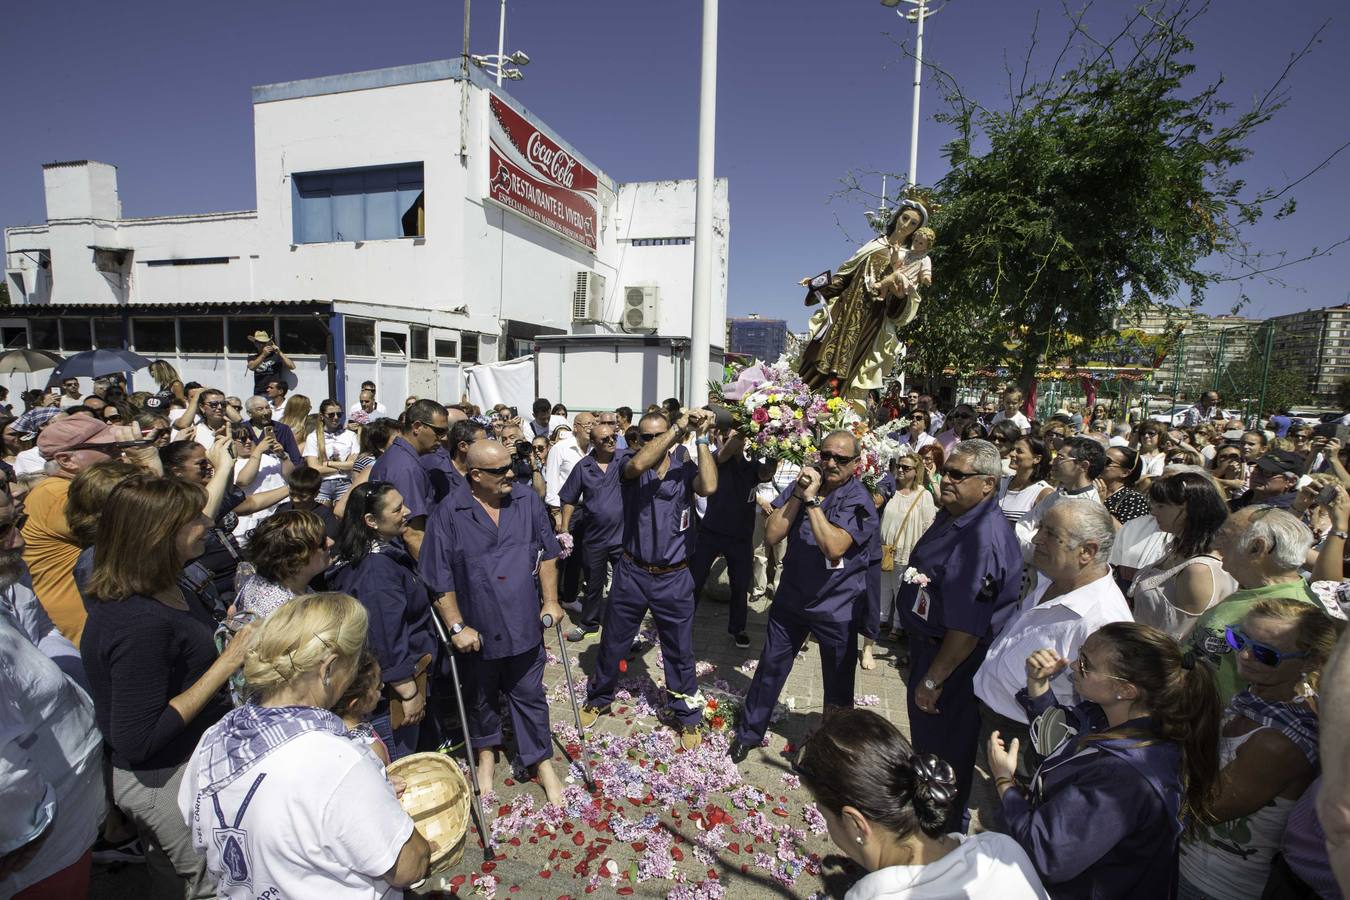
1187, 580, 1318, 706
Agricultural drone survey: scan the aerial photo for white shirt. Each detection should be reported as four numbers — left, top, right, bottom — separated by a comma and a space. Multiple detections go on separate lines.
974, 572, 1132, 722
178, 730, 413, 900
303, 429, 361, 480
1139, 450, 1166, 478
192, 421, 218, 449
544, 434, 585, 507
1109, 513, 1171, 571
348, 401, 388, 419
990, 410, 1031, 434
13, 446, 46, 477
234, 454, 287, 544
844, 832, 1049, 900
900, 431, 936, 452
270, 402, 286, 422
0, 617, 105, 897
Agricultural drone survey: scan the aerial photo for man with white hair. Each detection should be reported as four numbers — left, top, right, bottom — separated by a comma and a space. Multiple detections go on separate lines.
1014, 436, 1105, 560
1188, 505, 1321, 704
974, 502, 1131, 777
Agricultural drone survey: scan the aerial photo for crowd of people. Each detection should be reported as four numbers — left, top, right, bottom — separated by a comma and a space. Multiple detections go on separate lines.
2, 359, 1350, 900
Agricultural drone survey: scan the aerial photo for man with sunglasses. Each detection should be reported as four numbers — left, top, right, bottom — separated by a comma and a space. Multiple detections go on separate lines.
420, 439, 567, 804
729, 430, 879, 763
934, 404, 977, 452
1013, 437, 1105, 561
240, 395, 302, 468
1229, 449, 1302, 512
579, 408, 717, 751
896, 439, 1023, 833
423, 413, 476, 505
370, 399, 450, 560
1187, 505, 1321, 705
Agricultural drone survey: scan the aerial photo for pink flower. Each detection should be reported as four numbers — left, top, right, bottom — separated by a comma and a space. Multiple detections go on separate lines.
751, 407, 770, 424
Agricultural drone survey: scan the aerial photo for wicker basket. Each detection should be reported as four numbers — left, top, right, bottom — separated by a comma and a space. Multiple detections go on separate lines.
387, 752, 471, 873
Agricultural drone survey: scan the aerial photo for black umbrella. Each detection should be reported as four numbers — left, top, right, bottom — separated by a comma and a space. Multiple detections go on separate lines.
48, 348, 152, 382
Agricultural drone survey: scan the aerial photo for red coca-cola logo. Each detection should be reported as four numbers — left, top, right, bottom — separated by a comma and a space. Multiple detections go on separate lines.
525, 132, 577, 189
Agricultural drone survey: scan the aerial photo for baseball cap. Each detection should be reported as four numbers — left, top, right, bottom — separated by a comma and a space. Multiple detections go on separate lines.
1255, 449, 1303, 477
250, 330, 272, 343
37, 416, 117, 460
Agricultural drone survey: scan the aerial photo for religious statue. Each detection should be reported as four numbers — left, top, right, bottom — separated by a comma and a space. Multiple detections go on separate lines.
796, 199, 934, 403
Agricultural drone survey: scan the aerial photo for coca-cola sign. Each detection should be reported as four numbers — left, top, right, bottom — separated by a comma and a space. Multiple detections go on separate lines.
487, 94, 598, 251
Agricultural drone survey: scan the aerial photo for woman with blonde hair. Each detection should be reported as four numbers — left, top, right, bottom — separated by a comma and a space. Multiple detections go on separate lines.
864, 451, 937, 666
81, 475, 253, 899
144, 359, 187, 414
1178, 598, 1345, 900
179, 592, 430, 897
279, 394, 312, 439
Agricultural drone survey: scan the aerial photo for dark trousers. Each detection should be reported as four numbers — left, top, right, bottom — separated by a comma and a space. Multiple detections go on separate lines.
907, 633, 989, 833
560, 520, 586, 607
689, 530, 753, 635
1261, 853, 1320, 900
586, 556, 701, 728
976, 700, 1037, 832
463, 643, 552, 769
576, 540, 621, 631
734, 602, 857, 747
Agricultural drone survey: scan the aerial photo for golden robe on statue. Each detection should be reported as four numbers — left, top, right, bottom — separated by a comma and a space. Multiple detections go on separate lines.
797, 237, 922, 402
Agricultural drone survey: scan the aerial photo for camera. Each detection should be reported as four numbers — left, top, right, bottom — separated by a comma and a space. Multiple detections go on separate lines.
514, 440, 533, 459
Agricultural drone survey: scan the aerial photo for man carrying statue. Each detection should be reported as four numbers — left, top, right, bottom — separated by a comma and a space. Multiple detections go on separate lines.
797, 198, 934, 404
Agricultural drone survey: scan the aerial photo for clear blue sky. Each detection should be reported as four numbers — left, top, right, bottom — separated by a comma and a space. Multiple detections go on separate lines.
3, 0, 1345, 331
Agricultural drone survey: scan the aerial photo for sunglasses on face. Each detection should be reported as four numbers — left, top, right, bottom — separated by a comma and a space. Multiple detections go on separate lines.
941, 466, 981, 482
895, 464, 917, 473
1166, 455, 1190, 464
202, 400, 224, 408
472, 463, 513, 477
818, 451, 858, 466
1215, 453, 1240, 463
638, 431, 665, 443
1225, 627, 1309, 667
1075, 654, 1131, 682
415, 420, 449, 438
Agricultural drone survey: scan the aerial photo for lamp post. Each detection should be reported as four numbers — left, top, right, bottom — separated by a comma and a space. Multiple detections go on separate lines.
880, 0, 944, 189
687, 0, 718, 407
470, 0, 530, 85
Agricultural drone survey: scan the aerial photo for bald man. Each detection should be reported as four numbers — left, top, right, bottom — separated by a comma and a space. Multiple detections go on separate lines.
419, 440, 566, 805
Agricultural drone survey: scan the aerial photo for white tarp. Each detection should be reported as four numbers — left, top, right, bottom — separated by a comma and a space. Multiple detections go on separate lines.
465, 355, 535, 413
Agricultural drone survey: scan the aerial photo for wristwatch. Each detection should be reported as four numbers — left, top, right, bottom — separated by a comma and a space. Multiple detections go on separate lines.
1331, 529, 1349, 540
804, 496, 823, 509
922, 677, 942, 691
449, 622, 466, 635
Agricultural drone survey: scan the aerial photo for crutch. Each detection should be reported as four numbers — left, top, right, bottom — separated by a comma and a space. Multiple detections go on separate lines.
430, 612, 494, 860
541, 612, 595, 791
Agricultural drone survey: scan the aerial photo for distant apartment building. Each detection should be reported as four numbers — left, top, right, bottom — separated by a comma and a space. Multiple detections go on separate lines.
1115, 304, 1259, 401
726, 314, 786, 363
1267, 303, 1350, 405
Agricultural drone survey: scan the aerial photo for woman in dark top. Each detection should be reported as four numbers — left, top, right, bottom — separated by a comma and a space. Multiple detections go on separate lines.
987, 622, 1221, 900
80, 475, 255, 899
328, 481, 437, 759
1099, 445, 1151, 524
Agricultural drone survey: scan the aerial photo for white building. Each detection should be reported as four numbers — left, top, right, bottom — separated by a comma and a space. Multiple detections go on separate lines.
4, 59, 729, 410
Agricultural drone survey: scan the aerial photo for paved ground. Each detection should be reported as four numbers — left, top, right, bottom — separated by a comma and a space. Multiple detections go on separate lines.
92, 572, 997, 899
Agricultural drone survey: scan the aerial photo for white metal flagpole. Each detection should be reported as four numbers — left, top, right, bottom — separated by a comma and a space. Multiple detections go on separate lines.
496, 0, 506, 87
688, 0, 718, 407
907, 0, 926, 187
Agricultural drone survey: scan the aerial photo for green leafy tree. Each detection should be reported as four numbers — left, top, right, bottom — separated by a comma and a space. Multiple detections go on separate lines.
1335, 376, 1350, 413
1221, 354, 1310, 417
886, 3, 1345, 391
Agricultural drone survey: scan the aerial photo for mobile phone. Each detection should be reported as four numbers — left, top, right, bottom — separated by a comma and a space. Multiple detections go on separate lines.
1296, 474, 1314, 492
1319, 484, 1341, 506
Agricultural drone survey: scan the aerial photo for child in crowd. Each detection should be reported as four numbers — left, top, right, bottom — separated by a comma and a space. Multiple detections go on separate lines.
333, 649, 390, 766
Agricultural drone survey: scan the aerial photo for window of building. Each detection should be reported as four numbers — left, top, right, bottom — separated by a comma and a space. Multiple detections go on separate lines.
93, 318, 123, 349
180, 318, 225, 354
380, 331, 407, 356
28, 319, 58, 352
60, 320, 92, 351
293, 163, 425, 244
0, 327, 27, 350
145, 257, 230, 267
410, 326, 429, 361
461, 333, 480, 364
278, 316, 329, 355
228, 318, 275, 354
345, 319, 377, 358
434, 338, 458, 359
134, 319, 177, 354
630, 237, 692, 247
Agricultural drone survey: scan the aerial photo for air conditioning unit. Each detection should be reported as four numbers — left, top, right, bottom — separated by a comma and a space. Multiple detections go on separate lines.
622, 285, 659, 332
571, 271, 607, 322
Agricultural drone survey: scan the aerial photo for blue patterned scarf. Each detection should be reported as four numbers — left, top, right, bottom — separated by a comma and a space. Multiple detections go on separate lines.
195, 703, 349, 795
1228, 689, 1319, 767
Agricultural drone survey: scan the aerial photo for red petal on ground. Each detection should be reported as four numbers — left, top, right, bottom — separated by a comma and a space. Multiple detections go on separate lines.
494, 852, 507, 861
549, 849, 559, 861
509, 887, 521, 894
637, 758, 647, 768
504, 779, 515, 786
585, 887, 596, 894
671, 847, 684, 861
451, 874, 467, 887
707, 869, 719, 879
560, 850, 572, 859
562, 822, 574, 833
739, 864, 749, 874
574, 861, 589, 876
539, 869, 552, 879
727, 842, 739, 854
617, 888, 634, 896
498, 805, 512, 816
482, 862, 496, 873
572, 832, 585, 846
630, 842, 646, 852
509, 838, 521, 847
617, 707, 628, 714
771, 808, 788, 817
618, 660, 628, 673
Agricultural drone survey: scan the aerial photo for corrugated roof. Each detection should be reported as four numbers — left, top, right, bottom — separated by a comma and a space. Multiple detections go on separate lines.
15, 299, 330, 314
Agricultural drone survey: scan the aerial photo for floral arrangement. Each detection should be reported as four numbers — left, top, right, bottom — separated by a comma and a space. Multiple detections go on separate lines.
902, 566, 931, 587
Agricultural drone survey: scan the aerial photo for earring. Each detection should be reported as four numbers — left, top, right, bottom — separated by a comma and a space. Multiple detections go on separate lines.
855, 836, 864, 845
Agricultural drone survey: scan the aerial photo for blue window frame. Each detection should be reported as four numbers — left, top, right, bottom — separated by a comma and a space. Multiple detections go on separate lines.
292, 163, 425, 244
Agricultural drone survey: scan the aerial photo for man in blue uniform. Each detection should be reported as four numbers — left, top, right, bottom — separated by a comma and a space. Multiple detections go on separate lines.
421, 409, 474, 504
728, 430, 879, 762
420, 439, 566, 805
579, 408, 718, 750
558, 422, 628, 641
370, 398, 449, 560
688, 429, 773, 649
897, 438, 1022, 832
